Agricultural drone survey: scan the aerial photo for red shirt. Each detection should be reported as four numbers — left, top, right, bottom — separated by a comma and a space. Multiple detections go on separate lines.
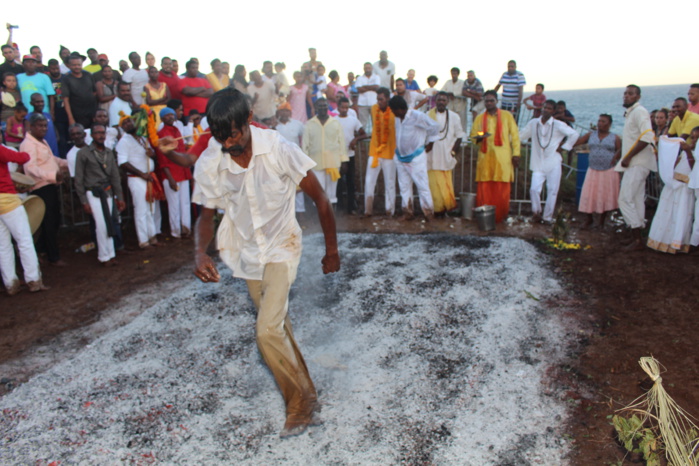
0, 146, 31, 194
158, 71, 182, 101
156, 125, 193, 182
180, 76, 212, 116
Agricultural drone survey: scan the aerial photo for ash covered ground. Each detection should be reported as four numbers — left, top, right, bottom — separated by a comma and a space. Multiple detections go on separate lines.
0, 233, 573, 464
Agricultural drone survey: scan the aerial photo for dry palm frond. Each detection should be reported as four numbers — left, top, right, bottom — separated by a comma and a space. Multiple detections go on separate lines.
617, 357, 698, 466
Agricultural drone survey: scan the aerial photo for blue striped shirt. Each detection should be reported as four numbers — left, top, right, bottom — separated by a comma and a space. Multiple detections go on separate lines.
498, 71, 526, 104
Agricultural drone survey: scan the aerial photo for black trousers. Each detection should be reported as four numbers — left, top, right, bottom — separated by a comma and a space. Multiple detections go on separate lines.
337, 157, 357, 213
33, 184, 62, 263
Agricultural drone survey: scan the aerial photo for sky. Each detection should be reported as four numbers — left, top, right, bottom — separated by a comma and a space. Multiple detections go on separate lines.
2, 0, 696, 93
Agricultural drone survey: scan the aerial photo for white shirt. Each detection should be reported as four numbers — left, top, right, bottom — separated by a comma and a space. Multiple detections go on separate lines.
276, 119, 305, 145
397, 90, 426, 110
85, 127, 119, 151
115, 133, 152, 173
248, 80, 277, 119
337, 114, 362, 157
192, 126, 316, 280
395, 109, 440, 158
519, 116, 579, 172
427, 110, 465, 171
616, 102, 657, 173
122, 68, 149, 105
66, 145, 83, 178
109, 98, 132, 127
355, 73, 381, 106
372, 60, 395, 89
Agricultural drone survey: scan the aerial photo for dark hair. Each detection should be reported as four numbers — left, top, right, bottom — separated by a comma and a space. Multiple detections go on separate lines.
691, 126, 699, 133
314, 97, 327, 106
87, 48, 97, 54
262, 60, 272, 67
599, 113, 613, 124
544, 99, 557, 108
1, 44, 13, 52
556, 100, 566, 108
210, 58, 221, 67
94, 108, 108, 116
436, 91, 450, 98
162, 56, 171, 63
47, 58, 58, 66
185, 60, 197, 70
451, 67, 460, 74
395, 78, 405, 85
29, 113, 47, 125
15, 102, 28, 113
188, 109, 201, 117
483, 90, 498, 100
657, 108, 669, 118
690, 84, 699, 90
128, 51, 139, 60
91, 123, 107, 132
508, 60, 517, 66
275, 62, 285, 69
626, 84, 641, 96
388, 95, 408, 112
328, 70, 339, 80
167, 99, 182, 109
69, 123, 85, 132
376, 87, 391, 99
102, 64, 112, 71
2, 71, 16, 80
338, 97, 350, 105
536, 83, 545, 90
30, 45, 41, 53
675, 97, 688, 104
118, 81, 131, 89
207, 88, 250, 141
427, 75, 438, 83
233, 64, 248, 86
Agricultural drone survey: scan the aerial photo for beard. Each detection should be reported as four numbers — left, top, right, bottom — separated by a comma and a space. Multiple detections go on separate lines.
222, 145, 245, 157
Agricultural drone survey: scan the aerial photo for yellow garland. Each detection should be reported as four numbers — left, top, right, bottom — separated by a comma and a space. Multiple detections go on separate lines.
543, 238, 591, 251
139, 104, 159, 147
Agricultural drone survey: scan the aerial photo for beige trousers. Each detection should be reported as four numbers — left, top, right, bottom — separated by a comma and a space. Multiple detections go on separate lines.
246, 261, 317, 424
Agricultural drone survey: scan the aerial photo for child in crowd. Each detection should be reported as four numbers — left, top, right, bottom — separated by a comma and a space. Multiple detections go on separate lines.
314, 64, 327, 101
422, 75, 439, 110
4, 102, 27, 148
523, 83, 546, 118
1, 72, 21, 131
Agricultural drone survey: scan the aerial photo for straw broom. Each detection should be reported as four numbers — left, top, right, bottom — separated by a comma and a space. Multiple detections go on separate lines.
616, 356, 698, 465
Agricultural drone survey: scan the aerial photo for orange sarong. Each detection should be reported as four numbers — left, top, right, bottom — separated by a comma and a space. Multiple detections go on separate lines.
477, 181, 510, 223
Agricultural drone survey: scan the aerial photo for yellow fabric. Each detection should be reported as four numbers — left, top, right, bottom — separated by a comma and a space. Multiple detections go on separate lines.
669, 111, 699, 136
302, 116, 348, 170
145, 83, 167, 126
369, 104, 396, 167
470, 110, 520, 183
621, 129, 653, 162
84, 64, 101, 74
326, 167, 341, 182
0, 193, 22, 215
206, 72, 230, 92
1, 91, 16, 108
428, 169, 457, 213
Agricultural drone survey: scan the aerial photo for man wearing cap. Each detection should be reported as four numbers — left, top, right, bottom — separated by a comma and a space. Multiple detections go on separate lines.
92, 54, 121, 83
116, 114, 160, 248
74, 124, 126, 266
156, 107, 192, 238
62, 52, 97, 128
21, 113, 69, 266
17, 54, 55, 116
0, 145, 47, 294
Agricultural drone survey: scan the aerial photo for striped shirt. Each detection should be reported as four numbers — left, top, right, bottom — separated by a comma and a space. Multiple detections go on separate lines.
498, 71, 526, 105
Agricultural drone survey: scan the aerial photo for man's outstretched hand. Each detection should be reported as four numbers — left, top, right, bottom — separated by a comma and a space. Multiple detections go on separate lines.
321, 252, 340, 274
194, 252, 220, 283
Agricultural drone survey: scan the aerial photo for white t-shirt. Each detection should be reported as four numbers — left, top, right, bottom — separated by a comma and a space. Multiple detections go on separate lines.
373, 60, 395, 89
355, 74, 381, 107
276, 119, 305, 146
122, 68, 149, 105
116, 133, 152, 173
66, 145, 83, 178
85, 127, 119, 151
336, 114, 362, 157
109, 98, 132, 128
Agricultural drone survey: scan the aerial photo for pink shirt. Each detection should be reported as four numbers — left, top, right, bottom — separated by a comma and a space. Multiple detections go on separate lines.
20, 133, 68, 191
689, 102, 699, 115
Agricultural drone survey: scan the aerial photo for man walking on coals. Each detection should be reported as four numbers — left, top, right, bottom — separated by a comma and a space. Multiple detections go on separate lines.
191, 88, 340, 438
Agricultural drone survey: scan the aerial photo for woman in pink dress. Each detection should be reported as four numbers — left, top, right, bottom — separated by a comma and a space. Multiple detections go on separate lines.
288, 71, 313, 123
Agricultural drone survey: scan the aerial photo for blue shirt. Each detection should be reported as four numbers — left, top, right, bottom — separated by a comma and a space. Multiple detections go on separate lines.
498, 71, 526, 105
17, 73, 55, 113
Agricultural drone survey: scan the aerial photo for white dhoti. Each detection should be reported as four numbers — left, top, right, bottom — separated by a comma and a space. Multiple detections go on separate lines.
618, 165, 650, 229
312, 169, 338, 204
163, 180, 191, 238
0, 205, 41, 288
364, 157, 396, 215
86, 191, 115, 263
128, 176, 158, 247
396, 151, 433, 216
530, 164, 562, 222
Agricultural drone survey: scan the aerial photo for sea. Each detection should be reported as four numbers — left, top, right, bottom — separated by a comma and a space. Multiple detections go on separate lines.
527, 83, 691, 135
